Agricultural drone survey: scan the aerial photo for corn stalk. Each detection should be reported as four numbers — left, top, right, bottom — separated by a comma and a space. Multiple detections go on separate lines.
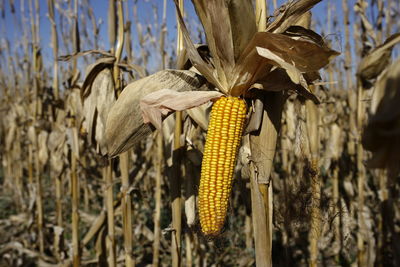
34, 132, 44, 254
385, 0, 393, 37
47, 0, 64, 260
332, 160, 341, 256
20, 0, 31, 97
28, 0, 45, 255
48, 0, 59, 100
104, 160, 115, 267
306, 86, 321, 267
171, 109, 182, 267
249, 91, 284, 267
70, 1, 81, 266
354, 3, 368, 263
153, 1, 167, 266
247, 3, 277, 267
153, 132, 163, 267
170, 1, 184, 266
113, 1, 134, 266
104, 1, 118, 266
356, 79, 366, 266
70, 123, 80, 267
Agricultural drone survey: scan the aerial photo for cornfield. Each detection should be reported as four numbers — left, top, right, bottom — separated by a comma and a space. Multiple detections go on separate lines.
0, 0, 399, 266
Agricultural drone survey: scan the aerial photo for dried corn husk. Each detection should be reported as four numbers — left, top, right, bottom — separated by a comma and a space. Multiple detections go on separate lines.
82, 68, 115, 155
105, 70, 213, 157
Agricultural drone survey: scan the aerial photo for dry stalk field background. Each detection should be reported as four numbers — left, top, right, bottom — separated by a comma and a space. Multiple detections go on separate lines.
0, 0, 400, 266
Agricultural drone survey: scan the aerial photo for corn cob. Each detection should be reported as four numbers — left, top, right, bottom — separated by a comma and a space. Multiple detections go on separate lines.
199, 96, 247, 236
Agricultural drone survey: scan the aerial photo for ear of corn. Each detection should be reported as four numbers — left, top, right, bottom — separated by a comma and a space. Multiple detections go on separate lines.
199, 96, 247, 236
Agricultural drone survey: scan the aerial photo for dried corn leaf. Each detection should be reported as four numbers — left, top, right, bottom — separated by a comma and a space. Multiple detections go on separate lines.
230, 31, 338, 96
266, 0, 322, 33
357, 33, 400, 84
140, 89, 222, 130
65, 88, 84, 128
363, 59, 400, 169
283, 25, 323, 46
285, 100, 296, 139
252, 68, 298, 91
192, 0, 256, 64
175, 0, 336, 101
230, 45, 270, 96
0, 242, 43, 260
66, 127, 80, 158
190, 0, 259, 90
330, 123, 342, 160
106, 70, 213, 157
81, 57, 115, 98
227, 0, 257, 60
255, 49, 320, 104
38, 131, 49, 169
83, 68, 115, 155
191, 0, 235, 85
48, 126, 66, 177
181, 45, 212, 71
354, 1, 377, 43
245, 97, 264, 134
185, 102, 212, 131
254, 32, 339, 73
256, 46, 303, 86
174, 1, 223, 91
27, 126, 36, 147
4, 115, 16, 151
184, 150, 199, 227
58, 50, 114, 62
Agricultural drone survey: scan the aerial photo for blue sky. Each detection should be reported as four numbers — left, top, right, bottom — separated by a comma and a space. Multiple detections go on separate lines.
2, 1, 196, 59
0, 0, 377, 80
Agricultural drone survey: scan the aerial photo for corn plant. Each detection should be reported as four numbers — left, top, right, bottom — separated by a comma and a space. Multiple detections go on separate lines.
1, 0, 400, 266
